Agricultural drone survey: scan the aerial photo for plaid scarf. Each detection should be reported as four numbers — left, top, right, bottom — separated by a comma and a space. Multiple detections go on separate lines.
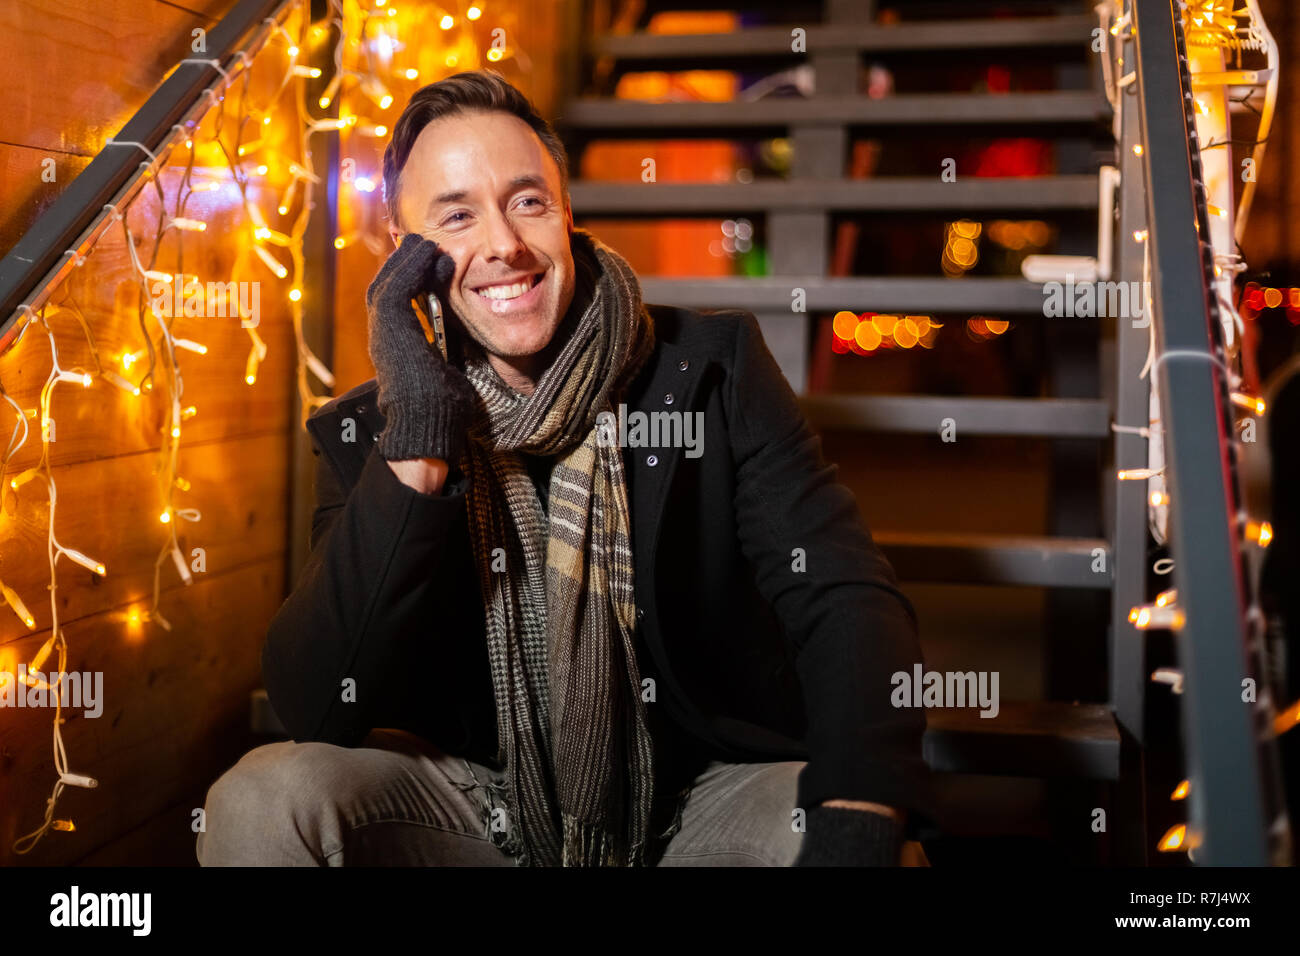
460, 229, 659, 866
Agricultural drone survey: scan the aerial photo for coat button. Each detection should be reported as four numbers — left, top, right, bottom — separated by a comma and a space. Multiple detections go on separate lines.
678, 360, 689, 372
357, 405, 367, 413
636, 608, 645, 621
663, 393, 674, 405
646, 454, 659, 467
372, 434, 379, 442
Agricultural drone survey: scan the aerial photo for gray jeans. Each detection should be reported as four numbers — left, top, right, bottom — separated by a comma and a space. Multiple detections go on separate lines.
196, 728, 807, 866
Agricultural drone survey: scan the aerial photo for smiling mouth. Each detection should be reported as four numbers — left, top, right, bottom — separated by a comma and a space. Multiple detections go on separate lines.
473, 272, 544, 301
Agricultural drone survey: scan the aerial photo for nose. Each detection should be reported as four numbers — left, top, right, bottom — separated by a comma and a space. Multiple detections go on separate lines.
480, 205, 528, 264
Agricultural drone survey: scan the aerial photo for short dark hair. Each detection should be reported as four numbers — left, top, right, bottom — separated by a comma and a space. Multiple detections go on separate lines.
381, 70, 570, 232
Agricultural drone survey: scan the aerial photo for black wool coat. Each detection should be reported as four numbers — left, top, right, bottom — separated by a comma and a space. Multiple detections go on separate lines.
262, 305, 933, 827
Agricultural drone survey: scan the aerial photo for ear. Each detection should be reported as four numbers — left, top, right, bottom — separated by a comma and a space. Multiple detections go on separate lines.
388, 226, 402, 249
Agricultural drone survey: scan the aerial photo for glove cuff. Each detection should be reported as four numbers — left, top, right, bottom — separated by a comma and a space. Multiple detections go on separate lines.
375, 365, 479, 463
795, 806, 903, 867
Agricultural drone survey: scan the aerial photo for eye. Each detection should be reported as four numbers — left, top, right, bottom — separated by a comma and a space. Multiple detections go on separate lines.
517, 196, 545, 210
442, 210, 472, 227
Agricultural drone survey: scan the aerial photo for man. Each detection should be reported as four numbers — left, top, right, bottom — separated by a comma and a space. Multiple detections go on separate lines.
198, 70, 932, 867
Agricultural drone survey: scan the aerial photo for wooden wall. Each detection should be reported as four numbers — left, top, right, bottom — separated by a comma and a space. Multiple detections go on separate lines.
0, 0, 289, 866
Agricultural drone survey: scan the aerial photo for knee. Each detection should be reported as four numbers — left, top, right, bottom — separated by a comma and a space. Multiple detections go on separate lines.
198, 741, 340, 865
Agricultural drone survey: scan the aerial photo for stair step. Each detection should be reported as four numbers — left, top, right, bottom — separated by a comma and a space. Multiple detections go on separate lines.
924, 701, 1120, 780
592, 15, 1094, 60
799, 395, 1111, 438
570, 176, 1098, 214
560, 92, 1107, 132
640, 277, 1059, 313
873, 531, 1111, 589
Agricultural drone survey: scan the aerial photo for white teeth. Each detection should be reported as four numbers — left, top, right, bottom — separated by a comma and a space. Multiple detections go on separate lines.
476, 277, 535, 300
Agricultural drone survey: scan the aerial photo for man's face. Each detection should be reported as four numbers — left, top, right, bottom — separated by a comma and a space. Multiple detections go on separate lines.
390, 110, 574, 366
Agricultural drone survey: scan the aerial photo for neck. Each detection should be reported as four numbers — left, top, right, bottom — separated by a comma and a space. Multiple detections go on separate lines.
488, 353, 543, 396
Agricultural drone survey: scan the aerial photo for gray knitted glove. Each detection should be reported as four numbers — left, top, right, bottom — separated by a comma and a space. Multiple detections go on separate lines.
793, 806, 903, 867
365, 233, 478, 463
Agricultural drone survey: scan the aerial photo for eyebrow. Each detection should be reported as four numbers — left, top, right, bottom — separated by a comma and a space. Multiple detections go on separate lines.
424, 174, 551, 220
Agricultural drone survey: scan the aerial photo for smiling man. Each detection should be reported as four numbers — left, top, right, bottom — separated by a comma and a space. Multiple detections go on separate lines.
198, 70, 932, 867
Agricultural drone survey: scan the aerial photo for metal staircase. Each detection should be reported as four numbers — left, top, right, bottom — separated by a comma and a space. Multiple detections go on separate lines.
558, 0, 1137, 862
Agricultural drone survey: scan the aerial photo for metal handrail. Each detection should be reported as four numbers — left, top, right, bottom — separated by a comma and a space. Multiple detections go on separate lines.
1131, 0, 1289, 865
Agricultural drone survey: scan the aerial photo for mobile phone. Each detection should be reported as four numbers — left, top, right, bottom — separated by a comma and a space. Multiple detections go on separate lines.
423, 292, 448, 360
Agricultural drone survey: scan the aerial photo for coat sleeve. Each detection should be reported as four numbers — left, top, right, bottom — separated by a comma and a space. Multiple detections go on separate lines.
723, 311, 934, 828
261, 431, 473, 746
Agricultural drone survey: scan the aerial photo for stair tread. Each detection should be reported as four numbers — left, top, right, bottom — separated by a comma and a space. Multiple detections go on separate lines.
799, 394, 1111, 438
570, 176, 1099, 212
640, 276, 1057, 313
592, 15, 1095, 58
560, 92, 1108, 129
875, 530, 1109, 552
924, 700, 1120, 779
871, 531, 1111, 589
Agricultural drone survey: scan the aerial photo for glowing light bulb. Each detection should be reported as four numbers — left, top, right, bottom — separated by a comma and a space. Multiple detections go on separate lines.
1246, 520, 1273, 548
1230, 392, 1265, 414
160, 509, 172, 524
1, 582, 36, 629
440, 15, 454, 28
1171, 780, 1189, 800
1133, 229, 1148, 243
1132, 144, 1143, 156
468, 5, 482, 19
405, 68, 418, 80
63, 548, 107, 576
254, 245, 288, 279
289, 288, 302, 301
1157, 824, 1186, 852
170, 217, 207, 232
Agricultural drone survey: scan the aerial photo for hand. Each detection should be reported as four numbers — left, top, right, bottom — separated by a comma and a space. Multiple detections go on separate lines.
793, 805, 903, 867
365, 233, 479, 463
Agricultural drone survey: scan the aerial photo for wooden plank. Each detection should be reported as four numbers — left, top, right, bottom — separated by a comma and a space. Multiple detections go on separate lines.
0, 144, 93, 263
0, 430, 288, 640
0, 556, 283, 865
1, 165, 296, 472
0, 0, 226, 158
924, 701, 1120, 780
